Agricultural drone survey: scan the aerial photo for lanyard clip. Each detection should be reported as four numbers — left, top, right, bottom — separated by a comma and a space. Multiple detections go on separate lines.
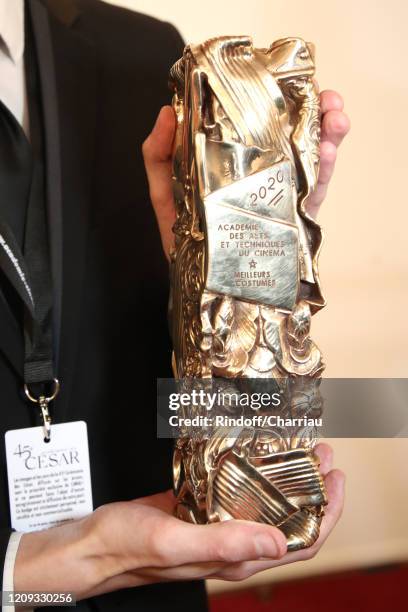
39, 396, 52, 441
24, 379, 60, 442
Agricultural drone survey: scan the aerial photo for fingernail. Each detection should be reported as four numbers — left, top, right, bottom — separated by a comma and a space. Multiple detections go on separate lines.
254, 533, 279, 558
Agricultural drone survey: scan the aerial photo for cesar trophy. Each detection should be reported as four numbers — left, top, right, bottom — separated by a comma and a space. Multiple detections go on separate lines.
169, 36, 327, 551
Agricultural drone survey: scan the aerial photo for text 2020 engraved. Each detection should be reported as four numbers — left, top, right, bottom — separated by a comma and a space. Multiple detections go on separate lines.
250, 169, 285, 209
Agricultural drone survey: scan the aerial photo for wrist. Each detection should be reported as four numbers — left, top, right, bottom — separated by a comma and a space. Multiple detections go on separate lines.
14, 515, 108, 600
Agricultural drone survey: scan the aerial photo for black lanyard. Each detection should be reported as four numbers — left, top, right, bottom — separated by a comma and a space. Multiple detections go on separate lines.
0, 11, 58, 439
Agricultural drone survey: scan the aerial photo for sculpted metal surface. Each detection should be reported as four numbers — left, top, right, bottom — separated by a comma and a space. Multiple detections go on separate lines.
169, 36, 327, 550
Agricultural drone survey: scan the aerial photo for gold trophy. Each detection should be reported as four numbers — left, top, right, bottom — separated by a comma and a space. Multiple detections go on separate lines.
169, 36, 327, 551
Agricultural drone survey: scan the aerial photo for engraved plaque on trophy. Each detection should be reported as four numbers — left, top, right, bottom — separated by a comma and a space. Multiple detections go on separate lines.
169, 36, 327, 551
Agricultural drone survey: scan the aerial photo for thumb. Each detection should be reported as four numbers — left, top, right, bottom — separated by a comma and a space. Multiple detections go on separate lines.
142, 106, 176, 258
159, 517, 288, 567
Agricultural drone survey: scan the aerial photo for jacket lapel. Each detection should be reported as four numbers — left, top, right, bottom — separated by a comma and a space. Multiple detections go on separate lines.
0, 0, 63, 378
30, 0, 97, 420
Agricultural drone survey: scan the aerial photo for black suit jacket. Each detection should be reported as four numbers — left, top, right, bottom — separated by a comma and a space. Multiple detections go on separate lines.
0, 1, 207, 610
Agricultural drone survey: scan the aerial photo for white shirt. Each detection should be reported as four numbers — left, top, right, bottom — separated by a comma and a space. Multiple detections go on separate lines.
0, 0, 29, 134
0, 1, 27, 607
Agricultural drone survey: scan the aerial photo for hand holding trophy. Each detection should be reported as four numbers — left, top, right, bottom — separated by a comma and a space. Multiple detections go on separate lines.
143, 35, 349, 565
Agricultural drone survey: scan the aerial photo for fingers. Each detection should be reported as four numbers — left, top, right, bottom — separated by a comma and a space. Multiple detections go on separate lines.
280, 468, 345, 559
283, 467, 345, 561
127, 493, 286, 573
146, 95, 350, 240
150, 468, 343, 577
142, 106, 177, 257
134, 518, 287, 583
213, 468, 345, 580
151, 517, 287, 569
321, 109, 350, 148
317, 140, 338, 185
314, 469, 346, 545
320, 90, 344, 114
305, 90, 350, 217
142, 106, 176, 164
100, 468, 343, 589
135, 457, 340, 576
314, 442, 334, 476
305, 141, 336, 217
